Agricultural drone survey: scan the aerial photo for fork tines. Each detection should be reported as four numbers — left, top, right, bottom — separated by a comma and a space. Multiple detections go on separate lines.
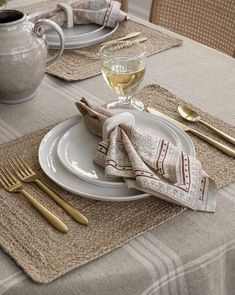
0, 167, 19, 188
8, 155, 34, 179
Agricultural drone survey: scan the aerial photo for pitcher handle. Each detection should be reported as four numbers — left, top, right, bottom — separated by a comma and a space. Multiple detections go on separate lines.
33, 19, 65, 66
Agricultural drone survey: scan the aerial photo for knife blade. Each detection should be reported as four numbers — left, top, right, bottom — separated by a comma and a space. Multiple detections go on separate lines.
146, 107, 235, 157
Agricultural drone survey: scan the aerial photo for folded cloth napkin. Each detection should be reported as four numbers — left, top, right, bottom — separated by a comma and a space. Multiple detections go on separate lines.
29, 0, 127, 28
76, 98, 217, 212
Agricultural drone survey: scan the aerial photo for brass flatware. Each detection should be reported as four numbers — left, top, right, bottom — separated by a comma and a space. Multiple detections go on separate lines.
178, 105, 235, 145
75, 31, 141, 56
75, 37, 148, 59
100, 31, 141, 46
0, 168, 68, 233
147, 107, 235, 157
74, 33, 138, 57
8, 155, 88, 225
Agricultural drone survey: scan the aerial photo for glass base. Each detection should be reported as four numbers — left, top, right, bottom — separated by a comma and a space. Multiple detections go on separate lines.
106, 98, 144, 111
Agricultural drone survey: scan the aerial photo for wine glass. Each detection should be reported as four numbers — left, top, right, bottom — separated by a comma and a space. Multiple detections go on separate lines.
100, 41, 146, 111
0, 0, 8, 10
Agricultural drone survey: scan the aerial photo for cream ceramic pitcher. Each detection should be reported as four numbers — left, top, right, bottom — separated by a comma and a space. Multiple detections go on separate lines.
0, 10, 64, 104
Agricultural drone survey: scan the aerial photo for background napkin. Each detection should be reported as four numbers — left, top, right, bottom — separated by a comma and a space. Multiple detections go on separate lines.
76, 98, 217, 212
29, 0, 127, 28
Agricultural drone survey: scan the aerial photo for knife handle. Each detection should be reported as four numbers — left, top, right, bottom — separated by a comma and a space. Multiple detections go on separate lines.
101, 32, 141, 46
21, 189, 68, 233
189, 128, 235, 157
35, 179, 88, 225
200, 120, 235, 146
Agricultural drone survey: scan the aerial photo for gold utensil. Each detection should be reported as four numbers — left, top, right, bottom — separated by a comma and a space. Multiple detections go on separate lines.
8, 155, 88, 225
74, 32, 141, 55
100, 31, 141, 46
0, 168, 68, 233
75, 31, 141, 56
147, 107, 235, 157
178, 105, 235, 145
75, 37, 148, 59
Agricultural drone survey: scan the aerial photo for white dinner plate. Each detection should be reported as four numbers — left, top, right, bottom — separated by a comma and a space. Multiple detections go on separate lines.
57, 111, 182, 188
28, 9, 119, 50
39, 116, 149, 201
39, 111, 195, 202
47, 23, 119, 49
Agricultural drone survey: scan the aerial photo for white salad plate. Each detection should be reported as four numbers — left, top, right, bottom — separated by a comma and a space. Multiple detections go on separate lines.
38, 111, 195, 202
57, 111, 182, 188
39, 116, 148, 201
28, 9, 119, 49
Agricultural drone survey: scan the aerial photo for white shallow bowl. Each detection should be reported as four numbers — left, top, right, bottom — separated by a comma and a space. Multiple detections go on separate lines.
38, 111, 195, 202
57, 110, 182, 188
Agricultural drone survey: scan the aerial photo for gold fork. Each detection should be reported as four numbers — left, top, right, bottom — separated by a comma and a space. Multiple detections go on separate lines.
74, 37, 148, 59
0, 168, 68, 233
8, 155, 88, 225
74, 31, 141, 57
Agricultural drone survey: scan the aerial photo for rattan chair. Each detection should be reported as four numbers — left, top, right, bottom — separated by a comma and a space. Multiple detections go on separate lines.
119, 0, 128, 12
150, 0, 235, 57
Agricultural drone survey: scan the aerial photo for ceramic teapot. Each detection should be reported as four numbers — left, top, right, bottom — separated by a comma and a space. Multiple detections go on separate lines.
0, 10, 64, 104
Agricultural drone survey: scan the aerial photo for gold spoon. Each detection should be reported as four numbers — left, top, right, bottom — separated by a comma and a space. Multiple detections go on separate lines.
178, 105, 235, 145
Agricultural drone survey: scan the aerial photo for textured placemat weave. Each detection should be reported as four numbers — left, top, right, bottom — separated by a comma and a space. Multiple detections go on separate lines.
16, 0, 182, 81
0, 85, 234, 284
139, 85, 235, 188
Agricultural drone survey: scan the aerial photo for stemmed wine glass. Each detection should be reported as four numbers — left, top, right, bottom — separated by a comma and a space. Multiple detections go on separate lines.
100, 41, 146, 111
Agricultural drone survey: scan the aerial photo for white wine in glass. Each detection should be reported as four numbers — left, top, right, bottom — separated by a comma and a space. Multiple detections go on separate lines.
100, 41, 146, 111
0, 0, 8, 10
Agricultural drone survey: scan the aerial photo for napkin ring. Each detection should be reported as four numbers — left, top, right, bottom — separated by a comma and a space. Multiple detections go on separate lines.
102, 112, 135, 140
57, 3, 74, 28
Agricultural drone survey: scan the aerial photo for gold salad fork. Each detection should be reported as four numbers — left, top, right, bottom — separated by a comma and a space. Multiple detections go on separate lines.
0, 168, 68, 233
9, 155, 88, 225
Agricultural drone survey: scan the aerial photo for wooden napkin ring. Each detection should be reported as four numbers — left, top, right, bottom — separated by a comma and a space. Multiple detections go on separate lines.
102, 112, 135, 140
57, 3, 74, 28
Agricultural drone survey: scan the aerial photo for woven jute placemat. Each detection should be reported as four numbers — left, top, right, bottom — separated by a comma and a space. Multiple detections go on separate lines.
16, 0, 182, 81
0, 85, 234, 283
139, 85, 235, 188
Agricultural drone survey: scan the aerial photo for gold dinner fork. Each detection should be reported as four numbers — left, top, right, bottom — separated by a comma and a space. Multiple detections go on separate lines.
74, 31, 141, 57
0, 168, 68, 233
8, 155, 88, 225
75, 37, 148, 59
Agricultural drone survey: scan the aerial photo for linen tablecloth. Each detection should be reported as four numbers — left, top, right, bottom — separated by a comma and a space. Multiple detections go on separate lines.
0, 1, 235, 294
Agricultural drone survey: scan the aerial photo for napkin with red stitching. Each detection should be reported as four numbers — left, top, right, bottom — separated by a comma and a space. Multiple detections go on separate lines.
76, 98, 217, 212
29, 0, 127, 29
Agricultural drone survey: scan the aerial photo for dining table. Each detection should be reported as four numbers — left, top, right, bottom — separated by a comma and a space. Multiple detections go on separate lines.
0, 0, 235, 294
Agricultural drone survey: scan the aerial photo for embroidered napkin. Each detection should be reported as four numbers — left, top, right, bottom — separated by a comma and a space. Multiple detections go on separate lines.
76, 99, 217, 212
29, 0, 127, 28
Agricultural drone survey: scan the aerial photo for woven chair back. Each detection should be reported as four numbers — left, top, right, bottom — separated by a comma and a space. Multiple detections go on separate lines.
150, 0, 235, 57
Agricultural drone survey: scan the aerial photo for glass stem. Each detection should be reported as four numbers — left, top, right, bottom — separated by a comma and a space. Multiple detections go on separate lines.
119, 95, 131, 105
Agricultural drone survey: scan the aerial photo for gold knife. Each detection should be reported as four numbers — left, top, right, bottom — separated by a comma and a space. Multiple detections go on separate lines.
74, 32, 141, 56
101, 31, 141, 46
147, 107, 235, 157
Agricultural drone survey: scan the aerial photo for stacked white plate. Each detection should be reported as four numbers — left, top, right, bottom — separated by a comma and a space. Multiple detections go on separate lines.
28, 9, 119, 49
46, 23, 119, 49
39, 110, 195, 202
